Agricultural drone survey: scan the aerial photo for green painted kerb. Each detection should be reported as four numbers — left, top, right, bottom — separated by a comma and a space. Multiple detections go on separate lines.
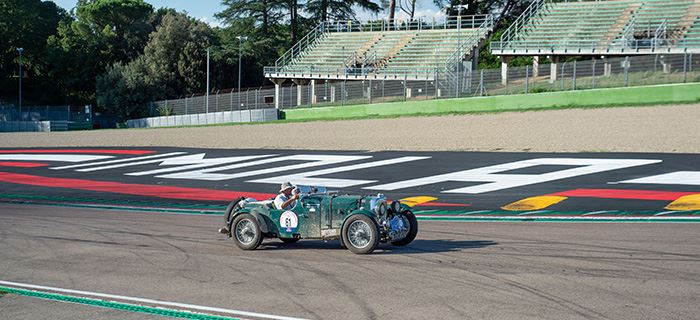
0, 286, 239, 320
283, 82, 700, 120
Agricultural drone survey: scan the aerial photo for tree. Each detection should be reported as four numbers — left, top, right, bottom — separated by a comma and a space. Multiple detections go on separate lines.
0, 0, 66, 104
95, 58, 152, 119
47, 0, 155, 104
398, 0, 417, 21
216, 0, 286, 36
96, 12, 215, 119
305, 0, 382, 21
143, 12, 213, 95
433, 0, 533, 29
73, 0, 155, 63
379, 0, 397, 22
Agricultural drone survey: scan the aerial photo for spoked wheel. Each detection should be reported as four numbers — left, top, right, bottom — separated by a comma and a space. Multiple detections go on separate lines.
342, 215, 379, 254
231, 214, 262, 250
390, 210, 418, 246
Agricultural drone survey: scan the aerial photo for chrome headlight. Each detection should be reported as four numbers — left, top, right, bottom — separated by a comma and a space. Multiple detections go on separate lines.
374, 201, 387, 217
390, 200, 401, 213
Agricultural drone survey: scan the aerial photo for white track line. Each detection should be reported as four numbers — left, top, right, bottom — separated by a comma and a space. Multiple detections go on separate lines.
654, 211, 685, 216
0, 280, 309, 320
51, 152, 186, 170
582, 211, 614, 216
518, 210, 549, 216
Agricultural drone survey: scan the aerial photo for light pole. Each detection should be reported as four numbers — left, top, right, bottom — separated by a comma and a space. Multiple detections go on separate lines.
236, 36, 248, 109
17, 48, 23, 121
206, 47, 210, 115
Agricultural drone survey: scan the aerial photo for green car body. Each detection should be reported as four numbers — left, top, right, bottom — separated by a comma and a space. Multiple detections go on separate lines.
223, 187, 418, 254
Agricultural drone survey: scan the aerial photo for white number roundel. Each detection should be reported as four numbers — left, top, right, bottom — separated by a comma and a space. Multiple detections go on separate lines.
280, 211, 298, 229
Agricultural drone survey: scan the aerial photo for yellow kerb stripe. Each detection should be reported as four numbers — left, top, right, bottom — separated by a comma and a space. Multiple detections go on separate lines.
665, 194, 700, 211
501, 196, 568, 211
400, 196, 439, 207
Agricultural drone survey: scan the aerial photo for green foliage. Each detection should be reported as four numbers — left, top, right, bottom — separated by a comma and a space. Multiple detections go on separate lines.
0, 0, 66, 103
45, 0, 154, 104
156, 104, 173, 116
305, 0, 381, 21
96, 12, 214, 120
4, 0, 543, 121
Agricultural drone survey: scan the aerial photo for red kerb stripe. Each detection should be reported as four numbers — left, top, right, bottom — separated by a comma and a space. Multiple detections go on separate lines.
0, 149, 155, 155
0, 172, 275, 202
0, 162, 49, 168
414, 202, 470, 207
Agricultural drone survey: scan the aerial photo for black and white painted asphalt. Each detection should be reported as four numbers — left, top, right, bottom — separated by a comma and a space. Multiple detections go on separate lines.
0, 147, 699, 215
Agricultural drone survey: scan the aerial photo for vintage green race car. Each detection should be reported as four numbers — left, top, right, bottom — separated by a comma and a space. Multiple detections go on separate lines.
221, 186, 418, 254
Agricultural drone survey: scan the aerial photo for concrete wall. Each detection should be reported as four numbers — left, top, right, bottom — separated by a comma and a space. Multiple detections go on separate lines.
0, 121, 51, 132
126, 109, 279, 128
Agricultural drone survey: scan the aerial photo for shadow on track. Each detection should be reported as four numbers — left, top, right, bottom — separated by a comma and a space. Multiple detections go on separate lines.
257, 239, 497, 254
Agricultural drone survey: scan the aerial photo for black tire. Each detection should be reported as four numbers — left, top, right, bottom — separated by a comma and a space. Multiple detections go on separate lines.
279, 237, 299, 244
342, 215, 380, 254
390, 210, 418, 246
230, 213, 263, 250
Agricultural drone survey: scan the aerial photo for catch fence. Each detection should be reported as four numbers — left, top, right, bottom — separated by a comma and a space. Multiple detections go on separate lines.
152, 53, 700, 115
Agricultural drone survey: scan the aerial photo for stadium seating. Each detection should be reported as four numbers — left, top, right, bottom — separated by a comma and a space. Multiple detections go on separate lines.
679, 16, 700, 47
270, 16, 493, 79
494, 0, 700, 54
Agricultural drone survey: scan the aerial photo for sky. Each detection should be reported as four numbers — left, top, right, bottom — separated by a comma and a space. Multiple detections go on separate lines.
51, 0, 444, 28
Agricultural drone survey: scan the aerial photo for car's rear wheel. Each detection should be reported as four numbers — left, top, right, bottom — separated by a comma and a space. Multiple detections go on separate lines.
390, 210, 418, 246
342, 215, 379, 254
231, 214, 262, 250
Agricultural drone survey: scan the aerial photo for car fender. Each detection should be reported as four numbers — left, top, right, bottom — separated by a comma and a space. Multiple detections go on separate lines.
230, 209, 271, 234
224, 197, 246, 225
341, 210, 378, 228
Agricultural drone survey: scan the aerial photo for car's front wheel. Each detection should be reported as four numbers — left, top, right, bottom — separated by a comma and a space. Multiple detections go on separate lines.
390, 210, 418, 246
231, 214, 263, 250
342, 215, 379, 254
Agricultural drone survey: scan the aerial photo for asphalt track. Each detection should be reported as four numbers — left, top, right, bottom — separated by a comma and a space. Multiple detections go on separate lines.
1, 147, 700, 319
1, 204, 699, 320
1, 147, 700, 216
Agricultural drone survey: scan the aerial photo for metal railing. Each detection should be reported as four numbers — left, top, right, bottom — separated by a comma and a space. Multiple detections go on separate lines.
499, 0, 546, 47
653, 19, 669, 47
264, 65, 437, 79
275, 21, 328, 68
444, 15, 494, 72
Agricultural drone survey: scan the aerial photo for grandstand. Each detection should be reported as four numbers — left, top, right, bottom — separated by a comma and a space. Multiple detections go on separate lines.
492, 0, 700, 55
266, 16, 492, 80
491, 0, 700, 84
264, 15, 494, 107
